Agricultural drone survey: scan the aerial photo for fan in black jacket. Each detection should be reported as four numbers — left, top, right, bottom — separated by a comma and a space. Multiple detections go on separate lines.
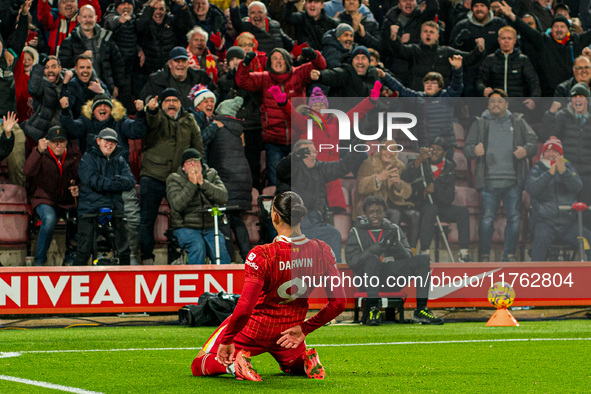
402, 138, 471, 262
345, 195, 444, 325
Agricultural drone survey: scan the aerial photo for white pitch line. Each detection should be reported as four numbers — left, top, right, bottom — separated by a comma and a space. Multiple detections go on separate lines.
0, 375, 104, 394
3, 337, 590, 357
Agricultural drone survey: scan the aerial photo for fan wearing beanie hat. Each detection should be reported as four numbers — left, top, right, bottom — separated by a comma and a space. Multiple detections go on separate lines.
308, 87, 329, 110
165, 147, 231, 264
525, 134, 591, 261
189, 84, 217, 119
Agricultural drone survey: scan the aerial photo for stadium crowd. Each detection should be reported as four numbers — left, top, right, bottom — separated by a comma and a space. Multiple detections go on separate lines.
2, 0, 591, 268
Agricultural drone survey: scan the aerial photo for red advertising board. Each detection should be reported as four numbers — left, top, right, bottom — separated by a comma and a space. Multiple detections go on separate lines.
1, 262, 590, 315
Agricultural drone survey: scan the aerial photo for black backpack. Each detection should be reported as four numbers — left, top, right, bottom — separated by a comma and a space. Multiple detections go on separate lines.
178, 292, 240, 327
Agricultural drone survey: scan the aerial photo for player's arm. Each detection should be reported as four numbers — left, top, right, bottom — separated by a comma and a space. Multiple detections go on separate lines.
216, 278, 263, 365
277, 245, 346, 348
217, 249, 266, 365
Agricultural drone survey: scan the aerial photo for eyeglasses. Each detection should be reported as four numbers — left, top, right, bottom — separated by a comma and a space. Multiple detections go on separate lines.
575, 66, 591, 71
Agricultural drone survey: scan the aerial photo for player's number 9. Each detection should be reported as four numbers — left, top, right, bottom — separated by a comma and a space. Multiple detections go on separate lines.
276, 277, 308, 304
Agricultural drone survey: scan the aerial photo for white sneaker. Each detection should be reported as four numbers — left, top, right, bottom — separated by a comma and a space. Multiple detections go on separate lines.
142, 258, 154, 265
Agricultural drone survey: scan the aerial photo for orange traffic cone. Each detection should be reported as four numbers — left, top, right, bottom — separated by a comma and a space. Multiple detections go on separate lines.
486, 307, 519, 326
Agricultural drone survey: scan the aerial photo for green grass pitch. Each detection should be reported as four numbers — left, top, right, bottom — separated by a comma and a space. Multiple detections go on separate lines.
1, 320, 590, 393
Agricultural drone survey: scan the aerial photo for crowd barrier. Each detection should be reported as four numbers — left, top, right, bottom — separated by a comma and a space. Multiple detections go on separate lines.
1, 262, 590, 315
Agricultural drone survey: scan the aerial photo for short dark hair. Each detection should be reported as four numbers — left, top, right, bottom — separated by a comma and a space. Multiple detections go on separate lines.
368, 48, 380, 61
362, 195, 387, 214
75, 54, 93, 65
46, 55, 60, 66
423, 71, 444, 89
489, 88, 508, 98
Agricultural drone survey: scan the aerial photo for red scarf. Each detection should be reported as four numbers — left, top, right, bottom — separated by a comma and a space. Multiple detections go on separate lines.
430, 159, 445, 179
48, 147, 66, 177
553, 31, 571, 45
187, 47, 219, 84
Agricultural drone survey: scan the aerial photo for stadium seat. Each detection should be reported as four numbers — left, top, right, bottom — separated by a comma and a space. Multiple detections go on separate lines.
453, 150, 473, 187
454, 122, 465, 147
453, 186, 480, 214
334, 214, 352, 243
249, 188, 259, 214
0, 185, 31, 246
353, 292, 406, 323
243, 213, 260, 244
154, 199, 171, 246
128, 138, 144, 183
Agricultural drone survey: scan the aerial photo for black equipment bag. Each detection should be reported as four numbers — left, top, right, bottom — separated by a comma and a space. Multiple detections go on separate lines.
178, 292, 240, 326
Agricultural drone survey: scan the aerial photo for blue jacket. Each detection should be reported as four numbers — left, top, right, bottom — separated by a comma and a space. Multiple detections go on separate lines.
382, 66, 463, 147
60, 99, 147, 161
78, 141, 136, 215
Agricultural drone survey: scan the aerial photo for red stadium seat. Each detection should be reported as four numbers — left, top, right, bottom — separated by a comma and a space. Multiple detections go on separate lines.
0, 185, 31, 245
334, 214, 352, 243
454, 122, 465, 147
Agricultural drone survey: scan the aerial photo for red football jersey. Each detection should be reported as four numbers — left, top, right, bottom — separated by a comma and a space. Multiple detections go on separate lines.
241, 234, 339, 340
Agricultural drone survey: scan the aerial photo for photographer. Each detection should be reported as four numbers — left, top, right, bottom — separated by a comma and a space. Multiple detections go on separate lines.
345, 195, 443, 326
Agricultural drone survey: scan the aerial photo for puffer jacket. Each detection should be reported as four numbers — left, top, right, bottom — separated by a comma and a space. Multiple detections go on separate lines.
542, 104, 591, 177
229, 6, 294, 53
166, 164, 228, 230
78, 141, 136, 215
206, 115, 252, 209
22, 63, 63, 142
510, 16, 591, 96
58, 25, 125, 92
476, 48, 541, 97
317, 62, 379, 98
235, 48, 326, 145
525, 159, 582, 228
103, 5, 138, 72
387, 39, 482, 91
191, 3, 227, 36
23, 142, 81, 211
141, 107, 204, 182
136, 3, 193, 75
59, 99, 147, 160
463, 110, 538, 191
381, 67, 463, 148
345, 216, 412, 271
380, 0, 438, 85
60, 73, 110, 119
321, 28, 357, 69
337, 12, 381, 50
139, 64, 216, 110
284, 3, 338, 50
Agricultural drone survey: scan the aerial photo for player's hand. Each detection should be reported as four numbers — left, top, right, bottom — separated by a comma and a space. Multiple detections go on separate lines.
277, 325, 305, 348
216, 343, 235, 366
310, 69, 320, 81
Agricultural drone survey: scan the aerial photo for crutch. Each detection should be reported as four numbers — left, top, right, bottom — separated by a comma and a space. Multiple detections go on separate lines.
420, 162, 455, 262
200, 206, 240, 264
